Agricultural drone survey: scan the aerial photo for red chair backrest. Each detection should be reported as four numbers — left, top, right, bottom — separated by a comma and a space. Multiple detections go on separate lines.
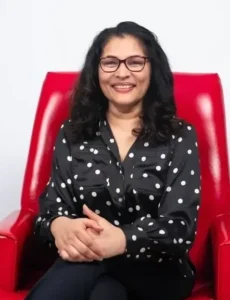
21, 72, 230, 279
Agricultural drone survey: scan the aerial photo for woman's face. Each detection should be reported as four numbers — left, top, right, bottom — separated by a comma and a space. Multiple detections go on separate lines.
98, 35, 151, 110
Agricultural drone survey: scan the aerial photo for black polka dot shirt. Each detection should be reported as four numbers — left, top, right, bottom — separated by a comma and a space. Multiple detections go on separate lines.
35, 119, 201, 278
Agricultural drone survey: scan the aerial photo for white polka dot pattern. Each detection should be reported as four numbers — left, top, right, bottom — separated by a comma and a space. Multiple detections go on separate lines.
119, 122, 200, 261
35, 119, 200, 276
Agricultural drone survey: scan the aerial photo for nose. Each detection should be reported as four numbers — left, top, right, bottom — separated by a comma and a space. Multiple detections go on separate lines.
115, 61, 131, 78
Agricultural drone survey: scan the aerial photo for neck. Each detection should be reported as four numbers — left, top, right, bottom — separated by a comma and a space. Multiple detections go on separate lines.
106, 103, 142, 131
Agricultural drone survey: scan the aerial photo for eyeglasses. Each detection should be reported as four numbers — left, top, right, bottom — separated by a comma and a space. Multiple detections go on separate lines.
99, 55, 149, 73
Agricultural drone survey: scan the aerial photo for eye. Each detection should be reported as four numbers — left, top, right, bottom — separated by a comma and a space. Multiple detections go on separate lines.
127, 57, 145, 67
101, 58, 118, 67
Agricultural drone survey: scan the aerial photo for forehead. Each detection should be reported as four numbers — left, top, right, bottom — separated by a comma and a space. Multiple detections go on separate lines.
101, 35, 146, 58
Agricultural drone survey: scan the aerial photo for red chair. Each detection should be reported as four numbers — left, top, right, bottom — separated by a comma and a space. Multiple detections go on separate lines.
0, 72, 230, 300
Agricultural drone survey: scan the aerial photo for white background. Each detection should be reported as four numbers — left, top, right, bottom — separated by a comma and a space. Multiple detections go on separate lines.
0, 0, 229, 219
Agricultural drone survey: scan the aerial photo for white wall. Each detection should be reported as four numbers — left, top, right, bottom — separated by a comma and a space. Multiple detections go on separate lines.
0, 0, 229, 219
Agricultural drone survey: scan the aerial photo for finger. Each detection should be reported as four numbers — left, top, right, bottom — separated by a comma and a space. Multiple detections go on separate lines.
59, 249, 70, 260
86, 228, 100, 241
76, 230, 102, 257
68, 245, 94, 262
83, 219, 104, 232
86, 228, 100, 236
72, 238, 103, 261
83, 205, 101, 221
71, 238, 103, 261
61, 246, 92, 262
76, 229, 95, 247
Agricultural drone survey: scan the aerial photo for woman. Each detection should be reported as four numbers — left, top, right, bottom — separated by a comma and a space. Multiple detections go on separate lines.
26, 21, 201, 300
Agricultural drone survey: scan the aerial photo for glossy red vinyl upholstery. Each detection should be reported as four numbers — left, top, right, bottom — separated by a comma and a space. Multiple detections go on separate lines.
0, 72, 230, 300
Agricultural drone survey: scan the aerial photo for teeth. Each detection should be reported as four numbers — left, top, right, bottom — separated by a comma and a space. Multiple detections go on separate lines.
114, 85, 133, 88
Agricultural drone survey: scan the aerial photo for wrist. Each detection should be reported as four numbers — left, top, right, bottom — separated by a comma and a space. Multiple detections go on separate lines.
117, 228, 127, 255
50, 216, 67, 235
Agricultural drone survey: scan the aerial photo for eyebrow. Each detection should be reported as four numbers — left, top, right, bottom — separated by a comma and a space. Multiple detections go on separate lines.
101, 55, 145, 59
101, 55, 117, 59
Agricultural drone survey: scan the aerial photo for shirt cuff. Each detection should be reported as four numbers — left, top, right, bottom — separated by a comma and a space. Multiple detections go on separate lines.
46, 215, 61, 243
121, 224, 150, 256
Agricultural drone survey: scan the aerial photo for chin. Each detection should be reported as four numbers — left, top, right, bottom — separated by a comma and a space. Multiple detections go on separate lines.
114, 98, 138, 106
112, 97, 139, 105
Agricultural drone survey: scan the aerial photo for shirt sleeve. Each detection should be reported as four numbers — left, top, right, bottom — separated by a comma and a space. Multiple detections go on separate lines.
121, 124, 201, 259
34, 121, 78, 245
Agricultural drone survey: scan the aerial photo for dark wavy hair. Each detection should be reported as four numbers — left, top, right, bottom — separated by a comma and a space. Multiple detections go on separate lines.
69, 21, 185, 145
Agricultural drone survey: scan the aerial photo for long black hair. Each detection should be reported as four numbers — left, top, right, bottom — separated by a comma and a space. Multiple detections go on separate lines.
69, 21, 185, 145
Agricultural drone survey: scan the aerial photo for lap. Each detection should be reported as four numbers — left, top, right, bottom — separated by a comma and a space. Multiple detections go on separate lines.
107, 258, 195, 300
26, 257, 194, 300
89, 274, 128, 300
26, 258, 107, 300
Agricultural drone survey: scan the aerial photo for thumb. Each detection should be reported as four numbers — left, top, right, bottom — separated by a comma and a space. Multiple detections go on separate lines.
83, 204, 101, 221
84, 219, 103, 232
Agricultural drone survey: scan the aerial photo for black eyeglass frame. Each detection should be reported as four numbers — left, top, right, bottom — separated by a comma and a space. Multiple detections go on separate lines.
99, 55, 149, 73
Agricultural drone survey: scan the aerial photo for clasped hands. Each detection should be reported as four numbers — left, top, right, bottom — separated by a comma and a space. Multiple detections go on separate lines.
51, 204, 126, 262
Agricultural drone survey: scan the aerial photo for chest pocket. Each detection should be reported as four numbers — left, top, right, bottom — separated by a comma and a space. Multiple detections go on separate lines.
129, 146, 173, 193
72, 144, 111, 189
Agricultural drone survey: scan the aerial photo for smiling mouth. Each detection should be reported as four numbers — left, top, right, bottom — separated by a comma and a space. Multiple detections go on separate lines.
111, 84, 136, 93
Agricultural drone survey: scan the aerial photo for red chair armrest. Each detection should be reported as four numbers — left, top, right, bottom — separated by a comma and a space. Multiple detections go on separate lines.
211, 214, 230, 300
0, 209, 35, 291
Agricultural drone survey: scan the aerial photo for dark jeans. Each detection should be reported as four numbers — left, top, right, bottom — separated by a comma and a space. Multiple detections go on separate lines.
25, 257, 194, 300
